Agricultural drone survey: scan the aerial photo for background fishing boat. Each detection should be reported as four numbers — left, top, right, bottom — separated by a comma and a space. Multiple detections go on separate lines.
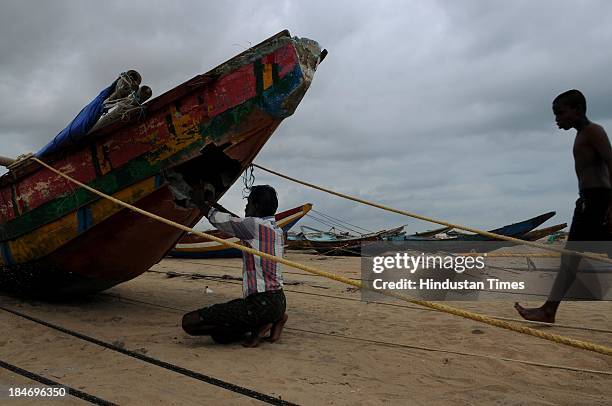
380, 211, 558, 255
444, 211, 556, 241
409, 226, 453, 238
385, 212, 556, 242
286, 225, 355, 250
520, 223, 567, 241
0, 31, 324, 296
304, 226, 405, 256
290, 212, 556, 257
169, 203, 312, 258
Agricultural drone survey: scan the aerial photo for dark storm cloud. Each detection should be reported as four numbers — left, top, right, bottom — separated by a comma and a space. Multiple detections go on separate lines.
1, 0, 611, 233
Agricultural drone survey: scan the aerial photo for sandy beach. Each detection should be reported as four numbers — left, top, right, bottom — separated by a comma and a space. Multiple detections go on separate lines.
4, 2, 612, 405
1, 250, 611, 405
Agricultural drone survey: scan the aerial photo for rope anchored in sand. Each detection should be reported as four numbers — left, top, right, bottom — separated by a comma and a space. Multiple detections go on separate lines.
26, 157, 612, 357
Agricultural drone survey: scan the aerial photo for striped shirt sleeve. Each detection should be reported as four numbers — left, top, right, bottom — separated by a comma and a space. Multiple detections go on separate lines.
207, 208, 256, 240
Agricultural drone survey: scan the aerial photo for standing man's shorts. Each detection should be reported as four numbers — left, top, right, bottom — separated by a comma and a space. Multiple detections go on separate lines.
568, 188, 612, 242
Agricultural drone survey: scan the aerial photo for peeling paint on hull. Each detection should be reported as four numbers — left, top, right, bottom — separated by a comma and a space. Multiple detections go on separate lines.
0, 31, 323, 296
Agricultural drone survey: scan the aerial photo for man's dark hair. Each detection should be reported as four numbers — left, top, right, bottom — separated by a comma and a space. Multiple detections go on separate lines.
553, 89, 587, 113
248, 185, 278, 216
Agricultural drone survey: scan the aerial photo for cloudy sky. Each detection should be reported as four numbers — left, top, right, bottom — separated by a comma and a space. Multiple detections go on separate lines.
2, 0, 612, 235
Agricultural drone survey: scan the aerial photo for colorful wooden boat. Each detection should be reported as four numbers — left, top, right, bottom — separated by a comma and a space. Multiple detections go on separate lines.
0, 31, 324, 296
169, 203, 312, 258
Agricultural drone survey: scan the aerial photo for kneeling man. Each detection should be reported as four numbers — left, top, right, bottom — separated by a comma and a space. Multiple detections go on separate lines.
182, 185, 288, 347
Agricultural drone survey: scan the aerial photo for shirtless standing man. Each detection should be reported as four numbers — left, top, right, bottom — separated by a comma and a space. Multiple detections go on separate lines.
515, 89, 612, 323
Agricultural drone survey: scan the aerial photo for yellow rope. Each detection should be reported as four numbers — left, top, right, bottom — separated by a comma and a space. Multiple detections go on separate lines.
462, 253, 561, 258
462, 252, 609, 258
253, 164, 612, 265
31, 157, 612, 356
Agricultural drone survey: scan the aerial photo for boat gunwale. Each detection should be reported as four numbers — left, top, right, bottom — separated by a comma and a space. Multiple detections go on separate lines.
1, 31, 316, 240
0, 30, 295, 188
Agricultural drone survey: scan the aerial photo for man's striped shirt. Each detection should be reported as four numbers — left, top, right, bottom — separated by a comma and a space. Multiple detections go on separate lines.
207, 208, 284, 297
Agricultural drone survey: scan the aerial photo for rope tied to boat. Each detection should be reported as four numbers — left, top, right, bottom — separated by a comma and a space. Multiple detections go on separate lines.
102, 88, 150, 122
241, 164, 256, 198
26, 156, 612, 357
252, 164, 612, 265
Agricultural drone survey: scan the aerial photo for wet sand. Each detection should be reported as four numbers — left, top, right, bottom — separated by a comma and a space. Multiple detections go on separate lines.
1, 251, 611, 405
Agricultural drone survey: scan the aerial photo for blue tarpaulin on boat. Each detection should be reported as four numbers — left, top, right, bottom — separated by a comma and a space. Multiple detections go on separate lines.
36, 81, 116, 157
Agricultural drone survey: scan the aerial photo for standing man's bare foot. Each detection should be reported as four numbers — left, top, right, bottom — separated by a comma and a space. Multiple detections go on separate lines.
268, 313, 288, 343
514, 303, 556, 323
242, 323, 273, 348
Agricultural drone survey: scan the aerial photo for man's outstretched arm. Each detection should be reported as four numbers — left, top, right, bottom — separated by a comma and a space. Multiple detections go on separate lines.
207, 209, 256, 240
190, 182, 254, 239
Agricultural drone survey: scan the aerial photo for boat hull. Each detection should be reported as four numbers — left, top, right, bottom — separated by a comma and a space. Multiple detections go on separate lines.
1, 186, 200, 296
0, 31, 323, 296
306, 234, 384, 256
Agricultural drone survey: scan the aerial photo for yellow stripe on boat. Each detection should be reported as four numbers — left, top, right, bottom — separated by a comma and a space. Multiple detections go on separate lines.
8, 177, 158, 264
263, 63, 274, 90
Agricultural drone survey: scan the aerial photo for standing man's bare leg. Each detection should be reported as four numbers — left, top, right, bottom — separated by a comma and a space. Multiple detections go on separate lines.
515, 253, 581, 323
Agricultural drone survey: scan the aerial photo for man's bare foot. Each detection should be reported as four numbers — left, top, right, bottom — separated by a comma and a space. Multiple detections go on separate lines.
242, 323, 273, 348
514, 303, 556, 323
267, 313, 288, 343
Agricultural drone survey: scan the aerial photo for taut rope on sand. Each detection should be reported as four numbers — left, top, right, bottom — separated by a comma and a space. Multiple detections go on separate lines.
103, 289, 612, 376
28, 157, 612, 357
252, 164, 612, 265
